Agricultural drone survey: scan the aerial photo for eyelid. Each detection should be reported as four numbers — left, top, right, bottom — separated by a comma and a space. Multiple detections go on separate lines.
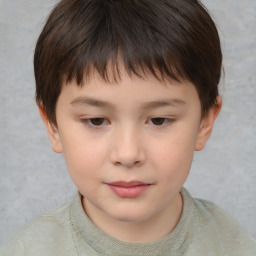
80, 116, 174, 128
148, 117, 174, 127
80, 117, 110, 127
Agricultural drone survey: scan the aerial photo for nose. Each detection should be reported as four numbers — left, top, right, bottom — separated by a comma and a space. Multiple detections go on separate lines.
110, 126, 145, 168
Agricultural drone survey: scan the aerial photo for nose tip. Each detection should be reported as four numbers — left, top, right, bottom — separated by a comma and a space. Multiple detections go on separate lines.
115, 159, 142, 168
110, 131, 145, 168
112, 148, 144, 168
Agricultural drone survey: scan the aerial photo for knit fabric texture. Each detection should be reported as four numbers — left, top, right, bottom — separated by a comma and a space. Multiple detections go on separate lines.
1, 188, 256, 256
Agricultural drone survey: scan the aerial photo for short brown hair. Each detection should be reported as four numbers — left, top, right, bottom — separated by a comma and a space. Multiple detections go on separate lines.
34, 0, 222, 124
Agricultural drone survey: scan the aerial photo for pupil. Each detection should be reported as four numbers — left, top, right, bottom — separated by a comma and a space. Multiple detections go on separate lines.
91, 118, 104, 125
152, 118, 164, 125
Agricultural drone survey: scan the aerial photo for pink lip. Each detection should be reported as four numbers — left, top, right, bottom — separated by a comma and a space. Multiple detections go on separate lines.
106, 181, 151, 198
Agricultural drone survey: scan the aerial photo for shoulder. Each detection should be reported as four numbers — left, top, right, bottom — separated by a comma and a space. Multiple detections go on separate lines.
0, 203, 75, 256
192, 197, 248, 234
190, 195, 256, 255
192, 197, 236, 225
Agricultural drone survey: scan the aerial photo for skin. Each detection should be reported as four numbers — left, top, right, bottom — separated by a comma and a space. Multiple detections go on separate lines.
39, 69, 221, 243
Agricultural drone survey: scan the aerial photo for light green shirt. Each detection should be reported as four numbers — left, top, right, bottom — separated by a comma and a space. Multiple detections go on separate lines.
1, 188, 256, 255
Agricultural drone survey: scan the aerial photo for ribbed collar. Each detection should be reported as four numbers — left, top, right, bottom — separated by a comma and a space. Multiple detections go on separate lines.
70, 187, 194, 256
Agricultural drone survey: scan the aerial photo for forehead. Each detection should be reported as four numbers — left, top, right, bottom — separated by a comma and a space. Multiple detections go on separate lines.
59, 68, 201, 112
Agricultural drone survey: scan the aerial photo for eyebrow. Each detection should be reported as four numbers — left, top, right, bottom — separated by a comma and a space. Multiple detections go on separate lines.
70, 97, 186, 109
141, 99, 186, 109
71, 97, 113, 108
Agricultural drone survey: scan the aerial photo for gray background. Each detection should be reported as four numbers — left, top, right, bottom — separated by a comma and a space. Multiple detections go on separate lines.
0, 0, 255, 247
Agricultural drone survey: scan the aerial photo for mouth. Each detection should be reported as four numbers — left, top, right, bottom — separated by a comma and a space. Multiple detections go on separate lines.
106, 181, 151, 198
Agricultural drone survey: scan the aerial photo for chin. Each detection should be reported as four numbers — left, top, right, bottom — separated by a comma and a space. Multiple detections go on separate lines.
108, 208, 153, 223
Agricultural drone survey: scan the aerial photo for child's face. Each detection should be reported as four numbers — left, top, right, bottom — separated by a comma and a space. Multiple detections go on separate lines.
40, 68, 220, 228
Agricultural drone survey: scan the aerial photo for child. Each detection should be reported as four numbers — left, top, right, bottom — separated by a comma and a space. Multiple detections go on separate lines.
1, 0, 255, 255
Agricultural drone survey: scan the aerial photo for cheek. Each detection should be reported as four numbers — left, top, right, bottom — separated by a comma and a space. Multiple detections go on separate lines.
61, 134, 107, 181
158, 143, 194, 178
154, 128, 196, 161
151, 129, 197, 184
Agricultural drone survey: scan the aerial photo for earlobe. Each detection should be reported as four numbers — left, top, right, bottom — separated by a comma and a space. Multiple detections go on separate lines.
195, 96, 222, 151
38, 105, 63, 153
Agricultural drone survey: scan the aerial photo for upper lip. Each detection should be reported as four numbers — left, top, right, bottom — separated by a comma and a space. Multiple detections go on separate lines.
107, 181, 150, 187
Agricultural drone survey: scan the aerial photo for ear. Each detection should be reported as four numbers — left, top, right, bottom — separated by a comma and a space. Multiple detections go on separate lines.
38, 105, 63, 153
195, 96, 222, 151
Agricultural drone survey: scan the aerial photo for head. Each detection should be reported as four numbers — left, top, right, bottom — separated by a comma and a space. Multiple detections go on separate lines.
35, 0, 222, 241
35, 0, 222, 125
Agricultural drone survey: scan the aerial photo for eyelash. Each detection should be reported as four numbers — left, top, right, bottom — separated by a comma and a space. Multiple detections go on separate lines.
81, 118, 109, 127
80, 117, 173, 128
148, 117, 171, 126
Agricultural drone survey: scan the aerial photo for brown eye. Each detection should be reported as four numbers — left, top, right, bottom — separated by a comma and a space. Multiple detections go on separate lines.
81, 118, 109, 127
89, 118, 106, 126
150, 118, 170, 126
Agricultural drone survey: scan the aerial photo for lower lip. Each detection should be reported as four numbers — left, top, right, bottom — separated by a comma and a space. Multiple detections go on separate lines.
108, 184, 150, 198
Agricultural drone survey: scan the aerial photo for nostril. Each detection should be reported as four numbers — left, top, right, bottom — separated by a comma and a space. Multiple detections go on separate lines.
113, 158, 143, 168
114, 160, 138, 167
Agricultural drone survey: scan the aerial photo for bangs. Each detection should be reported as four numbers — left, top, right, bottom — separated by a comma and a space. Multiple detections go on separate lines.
60, 0, 188, 85
35, 0, 222, 124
